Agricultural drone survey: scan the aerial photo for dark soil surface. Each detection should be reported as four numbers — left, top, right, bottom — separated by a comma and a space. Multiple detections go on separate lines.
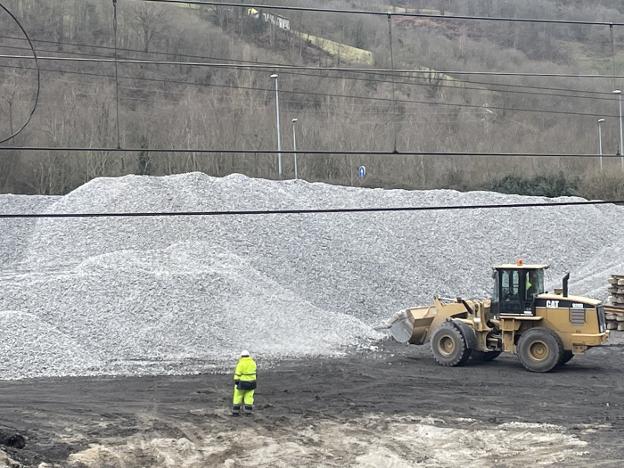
1, 338, 623, 467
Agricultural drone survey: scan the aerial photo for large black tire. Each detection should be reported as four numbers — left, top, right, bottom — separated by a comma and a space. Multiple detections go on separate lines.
430, 322, 472, 367
558, 350, 574, 367
471, 350, 501, 362
517, 328, 564, 373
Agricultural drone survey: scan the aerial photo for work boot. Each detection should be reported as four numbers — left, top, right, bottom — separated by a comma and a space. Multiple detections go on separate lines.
232, 404, 241, 416
243, 405, 253, 416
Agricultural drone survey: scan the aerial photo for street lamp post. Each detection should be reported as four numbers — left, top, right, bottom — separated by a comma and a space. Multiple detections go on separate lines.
292, 118, 298, 180
613, 90, 623, 169
598, 118, 605, 171
270, 74, 282, 178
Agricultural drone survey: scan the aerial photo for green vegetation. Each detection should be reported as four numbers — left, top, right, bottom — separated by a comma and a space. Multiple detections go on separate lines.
488, 173, 578, 198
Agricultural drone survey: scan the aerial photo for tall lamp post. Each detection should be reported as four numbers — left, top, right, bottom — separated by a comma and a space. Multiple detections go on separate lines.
291, 118, 298, 180
270, 74, 282, 178
598, 118, 605, 171
613, 90, 623, 169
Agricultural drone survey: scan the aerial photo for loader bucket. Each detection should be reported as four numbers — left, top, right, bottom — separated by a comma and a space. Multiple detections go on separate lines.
389, 306, 436, 345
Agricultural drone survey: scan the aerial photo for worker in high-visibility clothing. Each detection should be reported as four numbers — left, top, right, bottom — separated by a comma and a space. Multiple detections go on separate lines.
232, 350, 257, 416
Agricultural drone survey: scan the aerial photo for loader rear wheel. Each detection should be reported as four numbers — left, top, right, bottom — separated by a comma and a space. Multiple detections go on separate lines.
430, 322, 471, 367
517, 328, 563, 373
471, 350, 501, 362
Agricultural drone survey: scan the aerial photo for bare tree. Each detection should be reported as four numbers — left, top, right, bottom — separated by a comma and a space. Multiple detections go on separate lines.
0, 73, 22, 191
131, 4, 169, 53
1, 72, 20, 138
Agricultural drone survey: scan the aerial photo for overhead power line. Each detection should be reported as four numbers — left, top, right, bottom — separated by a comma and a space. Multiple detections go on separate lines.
1, 48, 616, 107
0, 146, 622, 159
0, 62, 617, 118
2, 42, 613, 102
3, 53, 624, 80
2, 199, 623, 220
1, 36, 619, 99
143, 0, 624, 27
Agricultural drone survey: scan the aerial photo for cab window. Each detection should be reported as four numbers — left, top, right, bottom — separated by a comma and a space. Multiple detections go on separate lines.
500, 269, 522, 313
528, 269, 545, 296
501, 270, 520, 302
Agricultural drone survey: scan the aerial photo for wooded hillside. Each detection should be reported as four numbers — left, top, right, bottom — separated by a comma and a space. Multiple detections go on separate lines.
1, 0, 624, 197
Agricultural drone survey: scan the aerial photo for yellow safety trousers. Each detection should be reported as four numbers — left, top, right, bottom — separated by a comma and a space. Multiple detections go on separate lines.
233, 386, 255, 406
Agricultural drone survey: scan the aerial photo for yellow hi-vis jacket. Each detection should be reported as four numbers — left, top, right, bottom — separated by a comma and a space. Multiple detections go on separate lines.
234, 356, 257, 382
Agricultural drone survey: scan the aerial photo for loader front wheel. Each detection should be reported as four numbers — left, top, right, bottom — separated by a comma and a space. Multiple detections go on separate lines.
431, 323, 471, 367
517, 328, 563, 373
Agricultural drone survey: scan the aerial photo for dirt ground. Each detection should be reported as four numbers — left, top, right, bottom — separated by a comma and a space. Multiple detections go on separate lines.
0, 336, 623, 467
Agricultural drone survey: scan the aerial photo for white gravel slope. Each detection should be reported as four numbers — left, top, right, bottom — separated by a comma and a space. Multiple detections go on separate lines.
0, 172, 622, 379
0, 194, 60, 267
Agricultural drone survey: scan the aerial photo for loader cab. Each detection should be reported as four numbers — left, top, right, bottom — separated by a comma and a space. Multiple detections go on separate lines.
491, 263, 547, 316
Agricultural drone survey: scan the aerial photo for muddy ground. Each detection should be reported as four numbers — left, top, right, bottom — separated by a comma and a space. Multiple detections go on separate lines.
0, 337, 623, 467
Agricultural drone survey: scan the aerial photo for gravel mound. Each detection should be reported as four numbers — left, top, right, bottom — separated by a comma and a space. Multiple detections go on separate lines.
0, 194, 60, 268
1, 244, 373, 377
0, 173, 623, 379
0, 310, 103, 380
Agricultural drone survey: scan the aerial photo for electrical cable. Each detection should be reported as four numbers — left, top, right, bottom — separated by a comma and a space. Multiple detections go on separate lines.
1, 36, 619, 99
1, 199, 623, 220
4, 53, 624, 80
1, 52, 618, 105
143, 0, 624, 27
1, 147, 623, 159
0, 2, 40, 144
0, 34, 611, 96
1, 61, 615, 118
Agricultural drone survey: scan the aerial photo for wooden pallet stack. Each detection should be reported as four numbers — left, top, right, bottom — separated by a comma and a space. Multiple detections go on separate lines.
606, 274, 624, 331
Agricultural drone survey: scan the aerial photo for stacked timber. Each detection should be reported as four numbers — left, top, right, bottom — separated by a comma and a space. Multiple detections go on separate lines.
606, 274, 624, 331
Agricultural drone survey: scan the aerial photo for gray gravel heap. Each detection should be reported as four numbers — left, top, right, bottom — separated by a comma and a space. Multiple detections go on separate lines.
0, 194, 60, 267
0, 172, 623, 380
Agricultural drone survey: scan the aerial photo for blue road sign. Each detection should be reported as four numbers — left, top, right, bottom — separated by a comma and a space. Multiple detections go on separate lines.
358, 165, 366, 178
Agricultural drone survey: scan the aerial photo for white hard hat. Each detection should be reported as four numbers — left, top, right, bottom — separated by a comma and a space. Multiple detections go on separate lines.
240, 350, 250, 357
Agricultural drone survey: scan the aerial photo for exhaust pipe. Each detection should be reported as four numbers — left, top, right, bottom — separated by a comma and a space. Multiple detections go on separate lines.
562, 272, 570, 297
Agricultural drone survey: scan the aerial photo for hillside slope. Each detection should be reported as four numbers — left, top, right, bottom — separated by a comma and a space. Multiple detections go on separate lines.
1, 0, 624, 194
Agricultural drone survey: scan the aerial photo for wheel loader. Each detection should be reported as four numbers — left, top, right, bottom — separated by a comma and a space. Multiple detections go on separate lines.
386, 261, 609, 372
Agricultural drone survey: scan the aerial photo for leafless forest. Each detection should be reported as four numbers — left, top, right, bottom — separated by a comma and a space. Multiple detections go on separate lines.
1, 0, 624, 197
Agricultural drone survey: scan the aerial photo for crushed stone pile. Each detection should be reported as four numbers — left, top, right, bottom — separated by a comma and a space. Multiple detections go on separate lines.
0, 194, 60, 267
0, 172, 623, 379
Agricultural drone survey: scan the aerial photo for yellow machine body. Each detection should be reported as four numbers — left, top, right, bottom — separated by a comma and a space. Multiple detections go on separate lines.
388, 263, 609, 372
